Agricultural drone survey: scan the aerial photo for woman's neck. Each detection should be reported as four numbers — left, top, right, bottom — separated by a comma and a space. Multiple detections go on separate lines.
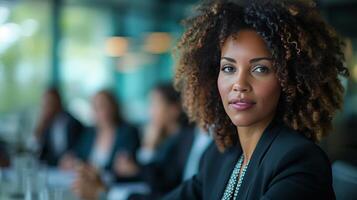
98, 123, 116, 134
237, 116, 274, 164
96, 124, 116, 150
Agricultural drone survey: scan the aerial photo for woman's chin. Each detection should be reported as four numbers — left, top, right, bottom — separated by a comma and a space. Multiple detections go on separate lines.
230, 118, 254, 127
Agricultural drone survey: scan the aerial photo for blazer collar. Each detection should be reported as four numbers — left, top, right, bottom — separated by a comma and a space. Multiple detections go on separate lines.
211, 142, 242, 200
237, 119, 283, 199
212, 119, 283, 200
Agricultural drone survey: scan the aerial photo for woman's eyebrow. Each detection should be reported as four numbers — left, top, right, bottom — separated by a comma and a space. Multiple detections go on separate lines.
221, 57, 236, 63
249, 57, 274, 64
221, 57, 273, 64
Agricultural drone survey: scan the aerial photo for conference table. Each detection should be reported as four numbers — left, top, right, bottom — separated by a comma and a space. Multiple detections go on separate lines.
0, 167, 78, 200
0, 153, 150, 200
0, 168, 150, 200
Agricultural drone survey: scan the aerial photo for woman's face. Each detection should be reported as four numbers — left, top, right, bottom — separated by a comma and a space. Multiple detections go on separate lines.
218, 30, 281, 128
42, 92, 61, 117
149, 90, 179, 127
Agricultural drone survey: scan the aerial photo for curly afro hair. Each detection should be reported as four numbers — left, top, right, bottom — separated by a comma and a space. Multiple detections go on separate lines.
174, 0, 349, 151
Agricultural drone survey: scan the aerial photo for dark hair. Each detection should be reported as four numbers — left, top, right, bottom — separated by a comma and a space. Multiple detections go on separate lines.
154, 83, 181, 105
174, 0, 349, 151
35, 87, 63, 138
95, 90, 124, 125
45, 87, 63, 109
153, 82, 189, 126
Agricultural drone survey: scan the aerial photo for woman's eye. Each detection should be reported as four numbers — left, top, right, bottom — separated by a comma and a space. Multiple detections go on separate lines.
221, 65, 236, 73
252, 65, 270, 74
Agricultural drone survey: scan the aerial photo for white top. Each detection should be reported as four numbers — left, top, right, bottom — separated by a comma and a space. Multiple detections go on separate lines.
50, 114, 69, 156
182, 127, 212, 180
89, 138, 114, 170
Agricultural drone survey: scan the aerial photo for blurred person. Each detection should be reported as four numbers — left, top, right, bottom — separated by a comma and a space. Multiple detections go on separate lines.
117, 83, 209, 199
71, 83, 211, 200
61, 90, 140, 180
182, 126, 212, 181
36, 87, 83, 166
0, 140, 10, 167
135, 83, 190, 165
164, 0, 349, 199
334, 113, 357, 165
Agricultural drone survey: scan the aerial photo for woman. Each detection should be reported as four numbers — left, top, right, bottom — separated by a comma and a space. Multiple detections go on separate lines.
135, 83, 190, 166
69, 90, 141, 199
71, 84, 197, 200
36, 87, 83, 166
61, 90, 140, 175
165, 0, 349, 199
117, 83, 196, 198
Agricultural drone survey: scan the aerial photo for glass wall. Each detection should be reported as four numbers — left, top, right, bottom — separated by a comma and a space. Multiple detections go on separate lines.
0, 1, 50, 113
0, 1, 51, 145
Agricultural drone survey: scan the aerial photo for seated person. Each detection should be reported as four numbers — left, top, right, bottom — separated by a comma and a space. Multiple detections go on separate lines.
71, 83, 211, 200
36, 87, 83, 166
60, 90, 140, 181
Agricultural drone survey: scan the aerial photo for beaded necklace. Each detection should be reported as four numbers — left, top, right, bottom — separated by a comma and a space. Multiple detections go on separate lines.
221, 154, 250, 200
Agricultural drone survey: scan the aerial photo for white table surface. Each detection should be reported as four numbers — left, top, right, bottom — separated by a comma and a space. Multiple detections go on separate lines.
0, 168, 78, 200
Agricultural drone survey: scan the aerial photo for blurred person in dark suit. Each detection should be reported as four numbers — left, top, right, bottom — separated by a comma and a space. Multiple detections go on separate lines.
0, 140, 10, 167
340, 113, 357, 166
61, 90, 140, 181
36, 87, 83, 166
130, 83, 193, 196
71, 83, 211, 200
118, 83, 211, 199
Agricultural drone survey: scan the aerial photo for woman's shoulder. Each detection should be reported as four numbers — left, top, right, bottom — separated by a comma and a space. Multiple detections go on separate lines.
115, 123, 140, 144
273, 125, 330, 161
117, 122, 139, 132
80, 126, 96, 137
266, 124, 332, 177
256, 124, 335, 198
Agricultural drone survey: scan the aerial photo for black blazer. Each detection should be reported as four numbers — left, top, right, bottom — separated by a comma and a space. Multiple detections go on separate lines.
163, 120, 335, 200
74, 123, 140, 172
129, 125, 197, 200
143, 126, 195, 195
39, 111, 83, 166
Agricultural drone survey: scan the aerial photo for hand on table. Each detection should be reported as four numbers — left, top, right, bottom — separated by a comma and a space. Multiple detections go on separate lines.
114, 152, 140, 178
71, 163, 106, 200
59, 153, 79, 171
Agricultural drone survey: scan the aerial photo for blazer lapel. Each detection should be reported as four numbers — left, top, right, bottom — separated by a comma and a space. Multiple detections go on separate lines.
237, 120, 283, 199
211, 143, 242, 200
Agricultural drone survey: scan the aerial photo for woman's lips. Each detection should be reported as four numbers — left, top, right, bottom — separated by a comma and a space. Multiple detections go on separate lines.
229, 101, 255, 111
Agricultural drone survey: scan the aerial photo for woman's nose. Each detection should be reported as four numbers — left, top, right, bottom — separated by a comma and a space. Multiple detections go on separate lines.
232, 71, 250, 92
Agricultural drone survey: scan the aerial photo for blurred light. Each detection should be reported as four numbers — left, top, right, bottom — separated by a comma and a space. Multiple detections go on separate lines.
15, 62, 34, 85
353, 64, 357, 82
143, 32, 172, 54
117, 52, 154, 73
0, 23, 21, 53
0, 23, 21, 42
21, 19, 39, 37
68, 98, 93, 126
0, 7, 10, 25
105, 37, 129, 57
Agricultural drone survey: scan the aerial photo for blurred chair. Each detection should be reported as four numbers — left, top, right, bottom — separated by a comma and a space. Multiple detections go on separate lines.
332, 161, 357, 200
